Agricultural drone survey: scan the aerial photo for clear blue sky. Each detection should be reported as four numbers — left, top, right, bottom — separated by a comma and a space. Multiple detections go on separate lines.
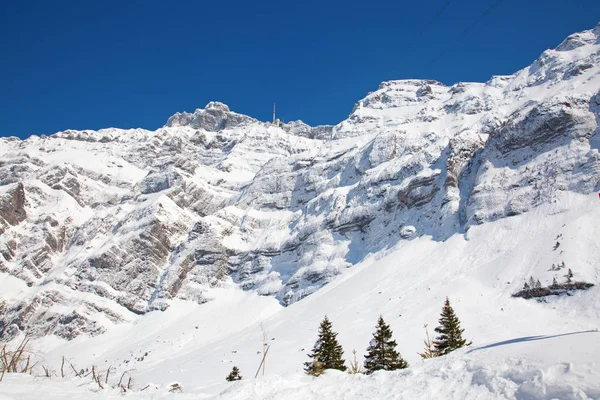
1, 0, 599, 139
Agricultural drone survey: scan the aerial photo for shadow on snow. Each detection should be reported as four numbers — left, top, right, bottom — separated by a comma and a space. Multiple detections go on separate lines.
466, 329, 599, 354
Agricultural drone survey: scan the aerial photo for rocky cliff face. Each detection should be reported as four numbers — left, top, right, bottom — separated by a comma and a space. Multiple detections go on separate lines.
1, 23, 599, 340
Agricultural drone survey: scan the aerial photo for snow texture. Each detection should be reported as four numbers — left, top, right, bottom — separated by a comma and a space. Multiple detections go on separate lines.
0, 22, 600, 400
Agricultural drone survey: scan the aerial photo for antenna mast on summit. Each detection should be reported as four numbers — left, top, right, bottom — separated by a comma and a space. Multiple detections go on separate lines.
272, 102, 281, 126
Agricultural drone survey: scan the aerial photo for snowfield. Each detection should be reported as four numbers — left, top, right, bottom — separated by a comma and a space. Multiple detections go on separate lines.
1, 330, 599, 399
1, 22, 600, 400
2, 193, 600, 399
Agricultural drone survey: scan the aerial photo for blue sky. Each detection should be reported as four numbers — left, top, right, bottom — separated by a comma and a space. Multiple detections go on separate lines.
1, 0, 599, 139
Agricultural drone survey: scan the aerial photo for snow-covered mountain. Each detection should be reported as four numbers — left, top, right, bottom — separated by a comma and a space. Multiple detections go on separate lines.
0, 21, 599, 369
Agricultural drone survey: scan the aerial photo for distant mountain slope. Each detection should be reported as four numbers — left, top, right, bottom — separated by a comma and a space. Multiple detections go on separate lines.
0, 23, 599, 342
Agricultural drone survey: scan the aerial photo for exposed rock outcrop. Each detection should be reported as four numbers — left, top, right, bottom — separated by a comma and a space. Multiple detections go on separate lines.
1, 23, 599, 340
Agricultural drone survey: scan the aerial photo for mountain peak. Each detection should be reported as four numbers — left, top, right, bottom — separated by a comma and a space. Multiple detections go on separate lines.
555, 22, 600, 51
1, 23, 600, 359
204, 101, 230, 113
164, 101, 255, 131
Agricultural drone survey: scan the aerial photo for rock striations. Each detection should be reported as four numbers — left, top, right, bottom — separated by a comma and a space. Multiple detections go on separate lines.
1, 23, 599, 340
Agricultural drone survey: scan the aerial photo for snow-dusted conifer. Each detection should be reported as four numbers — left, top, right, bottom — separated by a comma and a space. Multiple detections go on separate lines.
304, 316, 346, 375
433, 297, 472, 356
225, 366, 242, 381
364, 315, 408, 374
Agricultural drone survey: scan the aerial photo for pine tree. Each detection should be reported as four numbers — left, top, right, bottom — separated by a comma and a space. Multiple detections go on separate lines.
433, 297, 472, 356
225, 366, 242, 381
304, 316, 346, 375
363, 315, 408, 374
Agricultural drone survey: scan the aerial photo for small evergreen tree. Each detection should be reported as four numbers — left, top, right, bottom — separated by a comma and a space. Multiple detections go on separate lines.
433, 297, 472, 356
364, 315, 408, 374
225, 366, 242, 381
566, 269, 574, 283
347, 349, 364, 374
304, 316, 346, 376
417, 324, 438, 359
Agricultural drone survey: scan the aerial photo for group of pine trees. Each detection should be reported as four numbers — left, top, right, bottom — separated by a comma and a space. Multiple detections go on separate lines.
225, 297, 470, 381
304, 297, 470, 376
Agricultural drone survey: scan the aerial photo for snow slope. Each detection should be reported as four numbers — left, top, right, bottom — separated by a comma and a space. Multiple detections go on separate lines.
1, 21, 600, 400
1, 192, 600, 399
2, 330, 599, 399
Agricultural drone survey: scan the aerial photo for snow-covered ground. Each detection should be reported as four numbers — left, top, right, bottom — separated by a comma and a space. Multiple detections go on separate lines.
2, 192, 599, 399
2, 330, 599, 399
1, 22, 600, 400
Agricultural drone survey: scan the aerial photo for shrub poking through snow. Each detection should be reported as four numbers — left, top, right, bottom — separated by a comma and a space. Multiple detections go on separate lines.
304, 316, 346, 376
513, 278, 594, 299
347, 349, 364, 374
364, 315, 408, 374
433, 298, 472, 356
168, 383, 183, 392
226, 366, 243, 381
417, 324, 438, 359
0, 337, 34, 382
